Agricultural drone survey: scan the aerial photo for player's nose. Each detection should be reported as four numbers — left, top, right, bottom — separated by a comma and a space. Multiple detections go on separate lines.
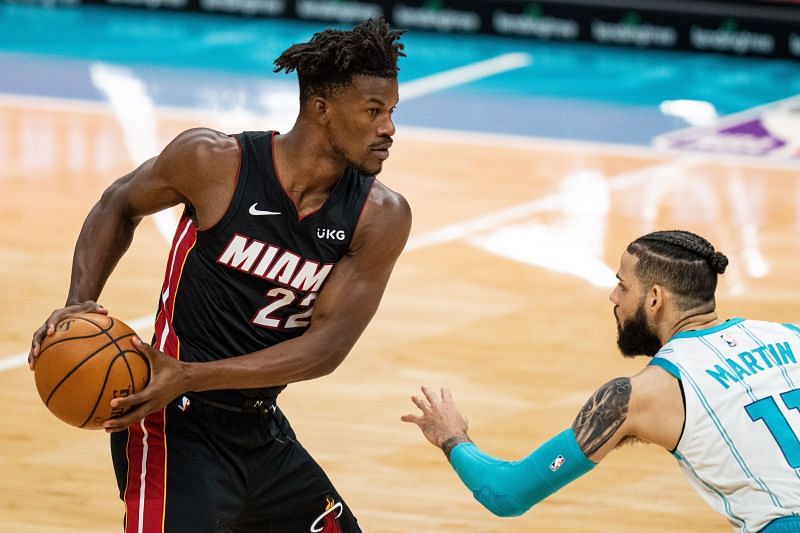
608, 287, 619, 305
379, 116, 396, 137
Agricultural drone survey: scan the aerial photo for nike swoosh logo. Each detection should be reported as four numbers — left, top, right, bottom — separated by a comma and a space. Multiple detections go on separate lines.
249, 203, 281, 216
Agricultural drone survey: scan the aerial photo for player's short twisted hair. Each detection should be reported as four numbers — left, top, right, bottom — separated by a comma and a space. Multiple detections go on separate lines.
274, 18, 405, 104
627, 230, 728, 311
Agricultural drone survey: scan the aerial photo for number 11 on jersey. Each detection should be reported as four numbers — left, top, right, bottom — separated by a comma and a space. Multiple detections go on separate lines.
745, 388, 800, 468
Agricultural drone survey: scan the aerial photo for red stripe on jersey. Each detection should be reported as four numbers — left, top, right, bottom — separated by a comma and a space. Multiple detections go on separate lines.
154, 215, 197, 356
124, 214, 196, 533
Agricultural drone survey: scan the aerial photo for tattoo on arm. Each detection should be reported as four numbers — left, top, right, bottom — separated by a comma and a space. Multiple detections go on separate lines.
442, 435, 472, 460
571, 377, 632, 457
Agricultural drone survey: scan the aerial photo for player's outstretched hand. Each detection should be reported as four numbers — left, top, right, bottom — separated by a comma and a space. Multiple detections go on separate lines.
103, 337, 190, 432
402, 386, 469, 449
29, 300, 108, 370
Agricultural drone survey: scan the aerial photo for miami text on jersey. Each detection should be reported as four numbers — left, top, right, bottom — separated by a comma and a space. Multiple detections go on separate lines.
217, 233, 335, 292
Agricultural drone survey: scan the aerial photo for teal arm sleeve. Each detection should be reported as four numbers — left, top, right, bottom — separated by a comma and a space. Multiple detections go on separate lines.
448, 428, 596, 517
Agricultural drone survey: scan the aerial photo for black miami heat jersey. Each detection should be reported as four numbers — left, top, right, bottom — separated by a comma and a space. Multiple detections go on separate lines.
152, 130, 375, 401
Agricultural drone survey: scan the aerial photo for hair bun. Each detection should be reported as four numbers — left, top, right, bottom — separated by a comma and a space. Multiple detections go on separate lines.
709, 251, 729, 274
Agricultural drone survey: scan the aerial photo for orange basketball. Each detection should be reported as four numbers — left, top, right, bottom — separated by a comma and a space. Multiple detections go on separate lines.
34, 313, 150, 429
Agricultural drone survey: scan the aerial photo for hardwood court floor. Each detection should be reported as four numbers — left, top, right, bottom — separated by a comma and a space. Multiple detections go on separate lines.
2, 97, 798, 532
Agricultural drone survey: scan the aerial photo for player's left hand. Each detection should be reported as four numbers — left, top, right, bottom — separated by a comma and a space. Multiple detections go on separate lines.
401, 386, 469, 448
103, 337, 190, 432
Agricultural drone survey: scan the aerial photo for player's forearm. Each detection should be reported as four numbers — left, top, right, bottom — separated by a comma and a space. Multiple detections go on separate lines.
66, 198, 140, 305
186, 332, 353, 391
447, 429, 596, 517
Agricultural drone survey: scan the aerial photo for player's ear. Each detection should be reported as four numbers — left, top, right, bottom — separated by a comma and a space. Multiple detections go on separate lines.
311, 97, 329, 125
647, 284, 666, 315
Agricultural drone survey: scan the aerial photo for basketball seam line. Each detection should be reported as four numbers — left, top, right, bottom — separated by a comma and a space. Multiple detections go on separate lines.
45, 333, 136, 406
79, 353, 126, 428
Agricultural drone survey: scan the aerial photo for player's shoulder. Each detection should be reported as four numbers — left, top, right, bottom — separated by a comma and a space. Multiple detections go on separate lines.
165, 128, 238, 163
629, 364, 681, 408
367, 178, 411, 218
350, 179, 411, 254
156, 128, 239, 185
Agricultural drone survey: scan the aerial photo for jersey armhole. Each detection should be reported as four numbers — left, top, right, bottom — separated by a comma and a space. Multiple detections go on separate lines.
647, 358, 686, 454
669, 380, 687, 454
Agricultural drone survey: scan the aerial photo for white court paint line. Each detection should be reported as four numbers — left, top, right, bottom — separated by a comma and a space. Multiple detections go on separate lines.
399, 53, 532, 100
0, 353, 29, 373
727, 170, 770, 279
406, 158, 699, 252
0, 158, 693, 372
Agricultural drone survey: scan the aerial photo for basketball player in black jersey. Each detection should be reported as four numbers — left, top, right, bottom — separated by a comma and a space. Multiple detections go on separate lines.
29, 19, 409, 533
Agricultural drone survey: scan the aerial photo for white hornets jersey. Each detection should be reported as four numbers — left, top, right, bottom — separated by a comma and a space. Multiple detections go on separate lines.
650, 319, 800, 532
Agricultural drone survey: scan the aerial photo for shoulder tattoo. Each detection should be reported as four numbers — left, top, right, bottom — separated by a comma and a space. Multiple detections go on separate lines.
571, 377, 632, 457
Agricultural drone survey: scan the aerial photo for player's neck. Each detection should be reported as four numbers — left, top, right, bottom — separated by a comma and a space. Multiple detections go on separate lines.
273, 127, 347, 195
665, 310, 724, 342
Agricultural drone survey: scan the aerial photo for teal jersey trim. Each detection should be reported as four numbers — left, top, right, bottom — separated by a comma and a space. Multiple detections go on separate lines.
448, 428, 596, 517
762, 516, 800, 532
649, 358, 681, 380
670, 318, 745, 340
783, 323, 800, 337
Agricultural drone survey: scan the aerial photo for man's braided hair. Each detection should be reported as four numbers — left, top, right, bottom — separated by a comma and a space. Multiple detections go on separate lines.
274, 18, 405, 104
627, 230, 728, 311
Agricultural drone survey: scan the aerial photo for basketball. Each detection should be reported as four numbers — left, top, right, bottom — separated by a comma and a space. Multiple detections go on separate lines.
34, 313, 150, 430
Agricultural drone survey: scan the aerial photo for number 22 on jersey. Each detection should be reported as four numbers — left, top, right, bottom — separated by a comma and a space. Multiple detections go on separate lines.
253, 288, 318, 329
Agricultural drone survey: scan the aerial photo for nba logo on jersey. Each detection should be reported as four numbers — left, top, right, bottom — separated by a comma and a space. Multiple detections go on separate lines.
721, 333, 737, 347
178, 396, 191, 412
549, 455, 565, 472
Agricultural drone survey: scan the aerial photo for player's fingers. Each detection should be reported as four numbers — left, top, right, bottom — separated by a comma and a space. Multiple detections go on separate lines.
110, 392, 142, 412
132, 337, 157, 363
104, 404, 148, 432
442, 387, 453, 402
89, 302, 108, 315
29, 335, 42, 362
400, 414, 422, 424
31, 324, 46, 346
421, 385, 440, 406
411, 395, 430, 413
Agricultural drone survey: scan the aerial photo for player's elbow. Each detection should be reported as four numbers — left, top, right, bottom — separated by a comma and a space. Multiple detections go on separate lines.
315, 348, 350, 377
96, 178, 142, 227
474, 488, 532, 518
305, 329, 357, 378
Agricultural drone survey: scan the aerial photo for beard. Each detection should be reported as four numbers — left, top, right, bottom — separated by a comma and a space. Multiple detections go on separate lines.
616, 305, 663, 357
329, 139, 382, 176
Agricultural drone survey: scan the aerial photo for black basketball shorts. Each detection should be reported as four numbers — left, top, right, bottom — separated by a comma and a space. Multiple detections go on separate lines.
110, 396, 360, 533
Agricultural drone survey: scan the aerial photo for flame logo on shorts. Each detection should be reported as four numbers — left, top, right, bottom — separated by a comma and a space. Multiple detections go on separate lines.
309, 496, 343, 533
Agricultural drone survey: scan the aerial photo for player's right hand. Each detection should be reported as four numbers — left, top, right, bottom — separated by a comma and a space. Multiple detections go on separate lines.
29, 301, 108, 370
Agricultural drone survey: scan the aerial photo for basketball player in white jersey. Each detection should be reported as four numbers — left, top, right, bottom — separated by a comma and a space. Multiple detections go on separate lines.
403, 230, 800, 532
